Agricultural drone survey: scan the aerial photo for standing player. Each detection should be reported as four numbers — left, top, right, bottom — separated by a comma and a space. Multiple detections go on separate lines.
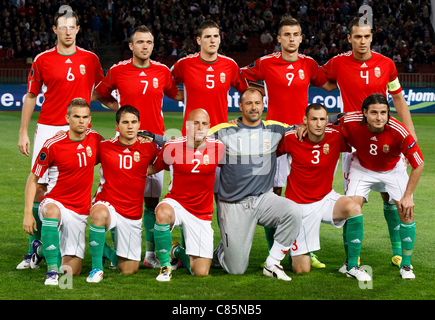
171, 20, 249, 135
210, 88, 302, 281
93, 25, 181, 268
86, 105, 158, 283
23, 98, 103, 285
278, 104, 369, 281
17, 6, 105, 269
337, 93, 424, 279
241, 15, 337, 267
319, 16, 417, 267
148, 109, 225, 282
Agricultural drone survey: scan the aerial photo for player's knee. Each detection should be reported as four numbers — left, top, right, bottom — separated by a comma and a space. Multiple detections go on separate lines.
155, 204, 174, 224
347, 201, 361, 218
90, 205, 110, 226
292, 254, 311, 274
293, 263, 311, 274
41, 204, 60, 220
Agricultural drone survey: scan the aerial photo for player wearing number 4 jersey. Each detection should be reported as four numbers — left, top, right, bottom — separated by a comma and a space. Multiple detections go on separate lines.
148, 109, 225, 282
23, 98, 103, 285
277, 104, 368, 281
335, 93, 424, 279
87, 105, 158, 283
17, 7, 105, 271
319, 17, 417, 268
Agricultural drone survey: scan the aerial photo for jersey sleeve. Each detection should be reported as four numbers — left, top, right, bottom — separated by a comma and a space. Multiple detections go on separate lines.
27, 59, 43, 95
95, 68, 115, 98
231, 63, 249, 93
31, 145, 51, 178
240, 57, 263, 82
387, 60, 402, 95
152, 143, 171, 172
320, 56, 337, 81
170, 60, 183, 84
310, 59, 328, 87
163, 69, 178, 99
94, 56, 104, 86
401, 135, 424, 168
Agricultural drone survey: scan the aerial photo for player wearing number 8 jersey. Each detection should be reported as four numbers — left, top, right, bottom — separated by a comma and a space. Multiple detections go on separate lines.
171, 20, 248, 135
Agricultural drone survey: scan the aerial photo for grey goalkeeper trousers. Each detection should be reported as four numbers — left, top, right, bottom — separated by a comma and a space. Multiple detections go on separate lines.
216, 190, 302, 275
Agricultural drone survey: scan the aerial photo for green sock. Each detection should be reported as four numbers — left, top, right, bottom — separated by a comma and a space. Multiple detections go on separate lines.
383, 203, 402, 256
154, 223, 172, 267
89, 224, 106, 270
343, 221, 348, 260
41, 218, 59, 272
346, 214, 363, 270
27, 202, 42, 254
264, 227, 276, 251
173, 245, 192, 275
400, 221, 416, 267
103, 243, 118, 268
144, 205, 156, 252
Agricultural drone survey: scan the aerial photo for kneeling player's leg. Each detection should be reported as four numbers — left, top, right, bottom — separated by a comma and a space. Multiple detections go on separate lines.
292, 253, 311, 274
154, 203, 176, 268
89, 204, 111, 271
190, 256, 212, 276
118, 257, 139, 274
61, 255, 83, 275
40, 202, 61, 272
394, 199, 415, 269
344, 196, 364, 270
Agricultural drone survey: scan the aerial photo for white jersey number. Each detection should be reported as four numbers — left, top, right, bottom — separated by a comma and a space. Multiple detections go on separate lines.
311, 150, 320, 164
206, 75, 215, 89
66, 67, 75, 81
191, 159, 200, 173
360, 70, 369, 84
119, 154, 133, 169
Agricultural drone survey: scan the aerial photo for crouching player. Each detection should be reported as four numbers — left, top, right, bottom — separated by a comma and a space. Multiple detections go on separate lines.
278, 103, 369, 280
337, 93, 424, 279
148, 109, 225, 282
86, 105, 158, 283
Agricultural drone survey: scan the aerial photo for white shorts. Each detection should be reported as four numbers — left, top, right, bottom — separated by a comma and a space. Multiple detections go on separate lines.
32, 123, 70, 184
157, 198, 214, 259
144, 170, 164, 198
290, 190, 345, 257
346, 155, 409, 204
39, 198, 87, 259
273, 154, 291, 188
93, 201, 142, 261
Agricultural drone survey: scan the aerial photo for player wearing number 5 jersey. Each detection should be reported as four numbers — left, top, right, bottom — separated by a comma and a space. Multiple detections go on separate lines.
23, 98, 103, 285
148, 109, 225, 281
335, 93, 424, 279
171, 20, 248, 135
86, 106, 158, 283
16, 7, 104, 271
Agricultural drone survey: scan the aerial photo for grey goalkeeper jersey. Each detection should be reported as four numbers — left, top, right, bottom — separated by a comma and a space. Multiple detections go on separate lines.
208, 119, 296, 202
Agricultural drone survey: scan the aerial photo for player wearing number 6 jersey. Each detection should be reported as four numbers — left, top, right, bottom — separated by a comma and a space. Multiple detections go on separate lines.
16, 7, 105, 271
319, 17, 417, 267
171, 20, 248, 135
277, 104, 370, 281
148, 109, 225, 281
86, 105, 158, 282
23, 98, 103, 285
335, 93, 424, 279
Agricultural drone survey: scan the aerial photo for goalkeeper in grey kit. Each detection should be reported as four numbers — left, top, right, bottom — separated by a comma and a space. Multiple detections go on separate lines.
208, 88, 302, 281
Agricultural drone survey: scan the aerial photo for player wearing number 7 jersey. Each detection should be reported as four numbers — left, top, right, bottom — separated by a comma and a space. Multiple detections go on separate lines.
16, 7, 105, 271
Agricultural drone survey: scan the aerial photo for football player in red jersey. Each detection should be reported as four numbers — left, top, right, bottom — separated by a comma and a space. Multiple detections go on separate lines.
336, 93, 424, 279
16, 6, 108, 270
23, 98, 103, 285
93, 26, 183, 268
278, 104, 368, 281
86, 105, 158, 283
320, 17, 417, 267
148, 109, 225, 282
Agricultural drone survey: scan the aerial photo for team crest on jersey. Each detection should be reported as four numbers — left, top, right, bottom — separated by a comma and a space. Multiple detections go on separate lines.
374, 67, 381, 78
264, 139, 270, 150
220, 72, 226, 83
298, 69, 305, 80
153, 77, 158, 88
203, 154, 210, 165
323, 143, 330, 154
80, 64, 86, 75
86, 146, 92, 157
134, 151, 140, 162
383, 144, 389, 153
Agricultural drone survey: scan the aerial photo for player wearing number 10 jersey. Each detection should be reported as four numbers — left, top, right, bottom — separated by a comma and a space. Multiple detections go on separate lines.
171, 20, 248, 135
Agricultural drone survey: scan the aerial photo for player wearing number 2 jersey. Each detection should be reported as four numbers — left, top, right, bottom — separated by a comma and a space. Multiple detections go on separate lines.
171, 20, 248, 135
319, 17, 417, 268
17, 7, 104, 271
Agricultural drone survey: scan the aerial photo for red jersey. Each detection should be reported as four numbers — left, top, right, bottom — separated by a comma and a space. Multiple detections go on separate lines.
95, 58, 177, 135
320, 51, 401, 112
241, 52, 327, 125
32, 129, 103, 215
152, 136, 225, 221
27, 46, 104, 126
92, 137, 158, 220
336, 112, 424, 171
278, 128, 351, 203
171, 53, 248, 134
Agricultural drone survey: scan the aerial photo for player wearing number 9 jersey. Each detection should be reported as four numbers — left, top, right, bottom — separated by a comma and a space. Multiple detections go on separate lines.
171, 20, 248, 135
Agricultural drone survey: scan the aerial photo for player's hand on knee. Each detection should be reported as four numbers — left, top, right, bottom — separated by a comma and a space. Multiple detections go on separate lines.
23, 215, 36, 236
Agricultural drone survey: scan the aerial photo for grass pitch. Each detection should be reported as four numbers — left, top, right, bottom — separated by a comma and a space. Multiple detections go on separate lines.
0, 111, 434, 302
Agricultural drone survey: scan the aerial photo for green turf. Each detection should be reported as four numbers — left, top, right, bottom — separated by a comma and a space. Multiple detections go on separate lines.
1, 111, 434, 301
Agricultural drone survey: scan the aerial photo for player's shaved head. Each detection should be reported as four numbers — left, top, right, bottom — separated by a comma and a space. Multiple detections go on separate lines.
187, 108, 210, 122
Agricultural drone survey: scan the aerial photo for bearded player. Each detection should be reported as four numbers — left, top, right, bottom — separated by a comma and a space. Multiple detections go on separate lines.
148, 109, 225, 282
86, 105, 158, 283
319, 16, 417, 267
